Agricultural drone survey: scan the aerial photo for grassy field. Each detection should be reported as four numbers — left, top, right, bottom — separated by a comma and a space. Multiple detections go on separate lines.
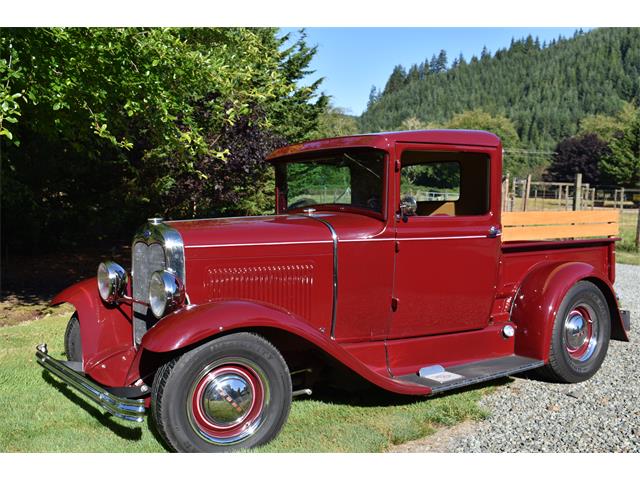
0, 306, 490, 453
617, 210, 640, 265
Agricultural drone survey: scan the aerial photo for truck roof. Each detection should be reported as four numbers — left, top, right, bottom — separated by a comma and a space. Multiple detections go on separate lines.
267, 129, 501, 161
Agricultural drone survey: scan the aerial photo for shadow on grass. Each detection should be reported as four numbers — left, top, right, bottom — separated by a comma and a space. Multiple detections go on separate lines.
42, 371, 143, 442
146, 414, 173, 452
294, 376, 513, 408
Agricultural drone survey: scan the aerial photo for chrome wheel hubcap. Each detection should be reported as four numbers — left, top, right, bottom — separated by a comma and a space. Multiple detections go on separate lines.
201, 369, 255, 427
188, 358, 269, 445
564, 305, 598, 362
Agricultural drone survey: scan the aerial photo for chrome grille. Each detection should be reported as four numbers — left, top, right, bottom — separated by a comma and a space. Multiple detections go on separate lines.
131, 219, 185, 345
132, 242, 166, 316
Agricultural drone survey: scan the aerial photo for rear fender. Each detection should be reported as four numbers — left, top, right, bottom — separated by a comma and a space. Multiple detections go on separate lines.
138, 300, 430, 396
511, 262, 628, 362
51, 278, 134, 385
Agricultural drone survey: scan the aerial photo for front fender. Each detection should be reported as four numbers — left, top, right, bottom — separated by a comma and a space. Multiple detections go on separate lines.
512, 261, 627, 362
140, 300, 431, 396
51, 278, 135, 386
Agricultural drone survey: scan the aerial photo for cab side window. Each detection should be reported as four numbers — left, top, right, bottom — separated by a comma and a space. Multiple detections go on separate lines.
401, 151, 489, 217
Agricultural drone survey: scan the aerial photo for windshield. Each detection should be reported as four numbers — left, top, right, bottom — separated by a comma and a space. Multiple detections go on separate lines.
275, 149, 386, 215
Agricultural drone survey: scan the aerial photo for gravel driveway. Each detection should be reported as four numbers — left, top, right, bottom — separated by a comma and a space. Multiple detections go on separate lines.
392, 263, 640, 453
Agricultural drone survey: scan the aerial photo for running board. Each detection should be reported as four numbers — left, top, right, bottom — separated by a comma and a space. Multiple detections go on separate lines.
397, 355, 544, 394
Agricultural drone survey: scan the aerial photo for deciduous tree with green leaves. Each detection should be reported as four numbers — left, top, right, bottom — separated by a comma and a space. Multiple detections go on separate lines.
0, 28, 326, 252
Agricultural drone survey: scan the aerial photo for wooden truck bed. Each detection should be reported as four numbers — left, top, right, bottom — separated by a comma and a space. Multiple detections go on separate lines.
502, 209, 619, 242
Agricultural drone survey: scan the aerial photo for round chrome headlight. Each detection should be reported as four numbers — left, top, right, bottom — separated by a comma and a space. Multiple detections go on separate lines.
97, 261, 128, 304
149, 270, 185, 319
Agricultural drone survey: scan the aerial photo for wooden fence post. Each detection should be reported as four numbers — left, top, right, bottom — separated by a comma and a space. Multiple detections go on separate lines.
503, 173, 510, 211
523, 175, 532, 211
573, 173, 583, 210
636, 210, 640, 251
620, 187, 625, 212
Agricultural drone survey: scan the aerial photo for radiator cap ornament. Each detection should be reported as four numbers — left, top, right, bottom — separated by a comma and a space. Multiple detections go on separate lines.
148, 217, 164, 225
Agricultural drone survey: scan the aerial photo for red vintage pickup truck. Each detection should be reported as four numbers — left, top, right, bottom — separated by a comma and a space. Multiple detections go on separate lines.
36, 130, 631, 452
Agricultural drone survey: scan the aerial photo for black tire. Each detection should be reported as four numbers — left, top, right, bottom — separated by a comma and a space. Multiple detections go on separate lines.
64, 313, 82, 362
538, 281, 611, 383
151, 332, 292, 452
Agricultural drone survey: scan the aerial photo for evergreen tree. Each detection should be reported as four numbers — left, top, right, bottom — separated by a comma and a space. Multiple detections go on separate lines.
406, 64, 420, 83
383, 65, 407, 95
361, 27, 640, 180
428, 54, 439, 74
435, 49, 448, 72
367, 85, 379, 110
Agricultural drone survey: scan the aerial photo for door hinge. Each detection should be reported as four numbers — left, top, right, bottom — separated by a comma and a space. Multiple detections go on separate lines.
395, 240, 400, 253
391, 297, 399, 312
394, 159, 401, 172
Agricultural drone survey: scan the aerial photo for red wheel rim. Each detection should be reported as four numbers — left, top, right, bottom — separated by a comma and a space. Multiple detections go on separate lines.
188, 360, 267, 445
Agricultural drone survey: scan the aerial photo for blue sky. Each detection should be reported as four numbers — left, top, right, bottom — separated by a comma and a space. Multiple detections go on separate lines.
280, 28, 587, 116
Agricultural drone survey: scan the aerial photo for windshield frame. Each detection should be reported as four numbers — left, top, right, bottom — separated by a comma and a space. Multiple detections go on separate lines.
272, 147, 389, 221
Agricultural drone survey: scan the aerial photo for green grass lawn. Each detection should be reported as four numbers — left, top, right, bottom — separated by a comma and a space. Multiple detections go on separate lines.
617, 210, 640, 265
0, 308, 490, 453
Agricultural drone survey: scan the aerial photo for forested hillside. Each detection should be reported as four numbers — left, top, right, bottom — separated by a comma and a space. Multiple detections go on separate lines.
361, 28, 640, 152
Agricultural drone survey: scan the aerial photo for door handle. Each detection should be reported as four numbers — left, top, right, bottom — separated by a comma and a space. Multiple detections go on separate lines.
488, 226, 502, 238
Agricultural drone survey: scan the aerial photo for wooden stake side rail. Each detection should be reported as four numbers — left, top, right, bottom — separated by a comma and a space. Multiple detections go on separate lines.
502, 210, 620, 242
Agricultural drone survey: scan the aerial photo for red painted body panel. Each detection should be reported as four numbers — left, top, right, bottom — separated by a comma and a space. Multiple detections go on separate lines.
388, 142, 502, 341
267, 129, 501, 160
51, 278, 134, 387
507, 259, 626, 360
139, 300, 430, 395
386, 325, 515, 377
50, 130, 626, 395
501, 238, 627, 341
166, 215, 330, 248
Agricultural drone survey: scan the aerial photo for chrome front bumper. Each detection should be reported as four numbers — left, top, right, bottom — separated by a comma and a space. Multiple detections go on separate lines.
35, 344, 146, 422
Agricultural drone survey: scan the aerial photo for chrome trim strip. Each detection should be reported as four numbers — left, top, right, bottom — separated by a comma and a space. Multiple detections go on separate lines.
185, 240, 333, 249
340, 234, 495, 243
395, 235, 489, 241
301, 216, 339, 339
184, 235, 494, 249
167, 214, 278, 223
35, 344, 145, 423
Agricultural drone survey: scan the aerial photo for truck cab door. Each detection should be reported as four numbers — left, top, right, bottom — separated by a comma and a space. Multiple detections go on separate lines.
389, 143, 502, 339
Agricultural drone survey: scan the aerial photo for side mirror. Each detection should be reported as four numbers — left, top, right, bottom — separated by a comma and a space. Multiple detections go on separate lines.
400, 195, 417, 220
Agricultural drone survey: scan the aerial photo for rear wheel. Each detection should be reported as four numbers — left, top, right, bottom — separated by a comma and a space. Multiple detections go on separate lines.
539, 281, 610, 383
64, 313, 82, 362
151, 332, 291, 452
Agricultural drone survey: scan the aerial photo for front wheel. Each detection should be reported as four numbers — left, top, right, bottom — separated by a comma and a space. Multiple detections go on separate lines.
538, 281, 611, 383
64, 313, 82, 362
151, 332, 292, 452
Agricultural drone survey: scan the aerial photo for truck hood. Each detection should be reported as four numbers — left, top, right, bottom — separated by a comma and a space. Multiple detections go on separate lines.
165, 213, 387, 248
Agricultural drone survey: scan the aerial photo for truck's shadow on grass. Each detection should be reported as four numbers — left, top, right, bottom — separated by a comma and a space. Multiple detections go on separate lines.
41, 371, 143, 441
294, 376, 513, 408
42, 370, 174, 450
